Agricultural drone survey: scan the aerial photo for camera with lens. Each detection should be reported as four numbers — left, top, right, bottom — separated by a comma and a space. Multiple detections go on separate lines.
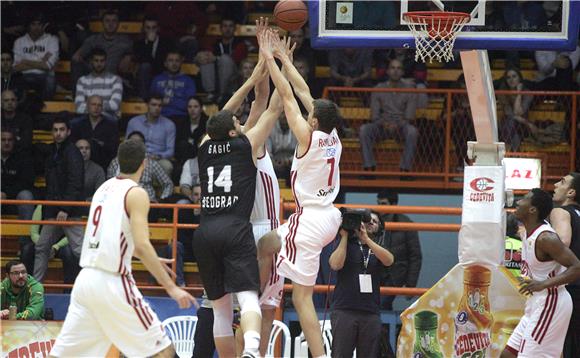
340, 208, 372, 232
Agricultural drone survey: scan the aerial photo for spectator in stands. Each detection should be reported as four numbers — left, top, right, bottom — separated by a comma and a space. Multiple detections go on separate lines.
1, 50, 28, 105
71, 10, 133, 88
178, 159, 200, 204
150, 50, 196, 121
126, 95, 176, 176
75, 139, 105, 201
107, 131, 173, 203
178, 19, 199, 64
144, 2, 208, 40
221, 57, 255, 117
33, 117, 84, 283
174, 96, 208, 165
450, 74, 475, 173
1, 128, 35, 274
70, 95, 119, 170
498, 68, 535, 152
328, 48, 374, 87
377, 189, 422, 311
12, 13, 58, 100
1, 90, 33, 151
289, 28, 316, 77
195, 17, 247, 103
133, 16, 173, 100
74, 48, 123, 119
1, 260, 44, 320
359, 59, 418, 178
534, 40, 580, 91
328, 211, 394, 358
267, 112, 297, 184
177, 183, 201, 263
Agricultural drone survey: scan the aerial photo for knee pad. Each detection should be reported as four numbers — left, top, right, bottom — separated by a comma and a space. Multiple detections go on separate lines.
211, 294, 234, 337
236, 290, 262, 317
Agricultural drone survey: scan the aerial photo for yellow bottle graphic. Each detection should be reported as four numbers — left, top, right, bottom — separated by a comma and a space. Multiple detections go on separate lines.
454, 265, 493, 357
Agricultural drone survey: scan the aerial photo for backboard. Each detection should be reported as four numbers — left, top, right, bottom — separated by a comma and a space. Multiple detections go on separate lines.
309, 0, 579, 51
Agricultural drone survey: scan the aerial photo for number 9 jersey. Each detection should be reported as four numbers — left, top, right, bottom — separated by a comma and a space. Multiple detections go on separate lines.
80, 177, 139, 275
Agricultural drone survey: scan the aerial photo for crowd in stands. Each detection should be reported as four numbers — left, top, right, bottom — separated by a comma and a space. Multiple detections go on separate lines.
1, 1, 579, 289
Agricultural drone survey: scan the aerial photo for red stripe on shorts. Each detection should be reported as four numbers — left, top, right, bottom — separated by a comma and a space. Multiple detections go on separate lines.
118, 233, 127, 274
121, 275, 149, 330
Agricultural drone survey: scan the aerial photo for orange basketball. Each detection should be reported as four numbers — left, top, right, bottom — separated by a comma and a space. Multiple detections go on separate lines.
274, 0, 308, 32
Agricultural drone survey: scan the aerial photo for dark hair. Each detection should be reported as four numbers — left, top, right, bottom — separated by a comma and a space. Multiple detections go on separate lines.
147, 94, 164, 103
28, 13, 46, 26
312, 99, 339, 134
142, 15, 159, 24
126, 131, 146, 142
568, 172, 580, 201
207, 110, 235, 140
377, 188, 399, 205
118, 138, 146, 174
370, 210, 385, 236
89, 47, 107, 60
101, 9, 119, 21
5, 260, 24, 274
165, 49, 184, 60
506, 213, 520, 239
52, 115, 71, 129
500, 67, 525, 90
530, 188, 554, 221
1, 49, 13, 58
221, 17, 237, 25
1, 127, 16, 137
187, 96, 203, 107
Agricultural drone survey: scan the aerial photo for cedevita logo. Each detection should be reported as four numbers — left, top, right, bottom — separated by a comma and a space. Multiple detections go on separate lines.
469, 177, 495, 192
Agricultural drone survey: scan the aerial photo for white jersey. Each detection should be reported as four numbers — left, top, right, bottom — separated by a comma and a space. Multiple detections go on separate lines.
290, 129, 341, 208
250, 150, 280, 229
520, 222, 564, 282
80, 177, 138, 275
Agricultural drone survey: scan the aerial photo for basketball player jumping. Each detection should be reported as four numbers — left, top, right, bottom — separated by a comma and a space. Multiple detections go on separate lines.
50, 139, 197, 358
257, 28, 343, 358
501, 188, 580, 358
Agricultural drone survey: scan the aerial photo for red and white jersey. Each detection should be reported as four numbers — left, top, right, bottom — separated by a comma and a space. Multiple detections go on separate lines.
250, 150, 280, 230
290, 129, 341, 208
80, 177, 138, 275
520, 222, 564, 282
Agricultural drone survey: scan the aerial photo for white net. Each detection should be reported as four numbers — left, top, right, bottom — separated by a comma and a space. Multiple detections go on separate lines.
404, 12, 470, 63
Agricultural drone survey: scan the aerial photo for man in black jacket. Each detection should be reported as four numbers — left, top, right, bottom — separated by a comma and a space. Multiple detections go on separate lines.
33, 117, 84, 282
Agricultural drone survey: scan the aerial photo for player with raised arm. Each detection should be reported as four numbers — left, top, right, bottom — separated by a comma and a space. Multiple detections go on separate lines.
50, 139, 197, 358
501, 188, 580, 358
257, 28, 342, 358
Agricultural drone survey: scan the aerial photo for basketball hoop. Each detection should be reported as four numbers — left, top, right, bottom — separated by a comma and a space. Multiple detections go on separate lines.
403, 11, 470, 63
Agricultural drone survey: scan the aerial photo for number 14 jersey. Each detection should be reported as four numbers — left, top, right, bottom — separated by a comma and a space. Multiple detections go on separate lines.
291, 129, 341, 208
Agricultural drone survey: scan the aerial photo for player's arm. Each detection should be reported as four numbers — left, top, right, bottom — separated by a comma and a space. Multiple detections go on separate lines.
222, 58, 267, 116
519, 231, 580, 295
246, 90, 283, 159
127, 187, 197, 308
260, 31, 311, 150
277, 37, 313, 114
549, 208, 572, 247
329, 230, 349, 271
242, 65, 270, 133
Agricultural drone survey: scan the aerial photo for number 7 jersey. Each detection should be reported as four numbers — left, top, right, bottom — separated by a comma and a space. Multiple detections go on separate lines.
291, 129, 341, 208
80, 177, 139, 275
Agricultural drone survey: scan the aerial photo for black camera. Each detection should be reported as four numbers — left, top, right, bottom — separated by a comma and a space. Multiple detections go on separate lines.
340, 208, 372, 232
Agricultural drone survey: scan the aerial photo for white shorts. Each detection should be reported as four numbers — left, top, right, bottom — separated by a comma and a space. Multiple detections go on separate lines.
50, 268, 171, 357
252, 221, 283, 308
275, 206, 341, 286
506, 286, 572, 357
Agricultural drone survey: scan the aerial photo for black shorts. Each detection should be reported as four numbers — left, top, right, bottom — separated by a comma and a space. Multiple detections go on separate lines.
193, 217, 259, 300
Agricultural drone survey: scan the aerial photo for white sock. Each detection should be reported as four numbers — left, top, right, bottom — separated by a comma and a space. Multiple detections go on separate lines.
243, 330, 260, 353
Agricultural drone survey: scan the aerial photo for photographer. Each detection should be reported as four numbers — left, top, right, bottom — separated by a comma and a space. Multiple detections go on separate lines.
329, 210, 394, 358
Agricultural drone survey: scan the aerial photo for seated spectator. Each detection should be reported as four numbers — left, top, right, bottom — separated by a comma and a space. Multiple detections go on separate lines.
126, 95, 176, 176
150, 50, 196, 121
289, 28, 316, 78
33, 117, 84, 283
177, 183, 201, 263
174, 96, 208, 165
12, 13, 58, 99
1, 128, 35, 274
534, 42, 580, 91
195, 17, 247, 103
75, 139, 105, 201
107, 131, 173, 204
71, 10, 133, 89
267, 113, 297, 184
328, 48, 373, 87
178, 158, 200, 204
221, 57, 255, 117
74, 48, 123, 119
1, 90, 33, 150
178, 19, 199, 64
144, 2, 208, 40
70, 95, 119, 170
1, 50, 28, 105
0, 260, 44, 320
133, 16, 173, 100
377, 49, 429, 108
498, 68, 534, 151
359, 59, 418, 178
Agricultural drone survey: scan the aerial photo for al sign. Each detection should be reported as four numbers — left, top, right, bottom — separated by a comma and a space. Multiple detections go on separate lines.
503, 158, 541, 190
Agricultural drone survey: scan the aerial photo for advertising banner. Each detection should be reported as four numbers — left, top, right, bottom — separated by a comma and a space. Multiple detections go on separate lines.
1, 321, 61, 358
397, 264, 525, 358
503, 158, 541, 190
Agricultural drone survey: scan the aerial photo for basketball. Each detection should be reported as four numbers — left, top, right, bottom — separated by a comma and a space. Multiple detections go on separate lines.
274, 0, 308, 32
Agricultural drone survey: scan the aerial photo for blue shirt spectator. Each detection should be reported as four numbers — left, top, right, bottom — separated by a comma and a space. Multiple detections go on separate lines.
150, 51, 196, 119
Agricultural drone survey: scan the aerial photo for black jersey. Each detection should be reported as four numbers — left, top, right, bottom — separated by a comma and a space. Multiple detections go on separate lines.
198, 135, 256, 219
561, 204, 580, 286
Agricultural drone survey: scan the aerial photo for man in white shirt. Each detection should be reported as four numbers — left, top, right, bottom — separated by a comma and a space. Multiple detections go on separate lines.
12, 14, 59, 99
535, 40, 580, 91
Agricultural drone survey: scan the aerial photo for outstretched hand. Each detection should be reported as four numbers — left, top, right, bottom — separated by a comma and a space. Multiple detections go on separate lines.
281, 36, 297, 62
256, 17, 269, 37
